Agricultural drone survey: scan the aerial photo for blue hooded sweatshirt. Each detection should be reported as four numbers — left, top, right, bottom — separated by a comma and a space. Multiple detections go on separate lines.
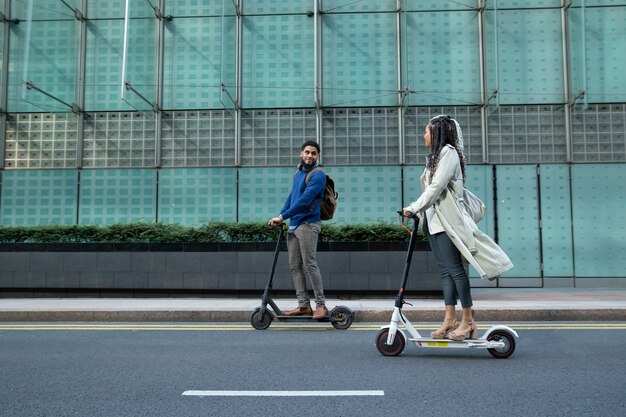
280, 164, 326, 229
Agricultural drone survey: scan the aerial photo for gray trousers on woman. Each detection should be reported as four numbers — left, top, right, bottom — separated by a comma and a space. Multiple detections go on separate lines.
427, 227, 473, 308
287, 221, 326, 308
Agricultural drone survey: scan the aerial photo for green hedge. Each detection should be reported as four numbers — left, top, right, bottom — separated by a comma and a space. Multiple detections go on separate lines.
0, 222, 423, 243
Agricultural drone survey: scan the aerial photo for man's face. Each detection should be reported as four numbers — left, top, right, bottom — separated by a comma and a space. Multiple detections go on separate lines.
300, 145, 319, 166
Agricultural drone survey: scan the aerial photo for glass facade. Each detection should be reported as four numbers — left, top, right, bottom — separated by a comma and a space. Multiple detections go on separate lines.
0, 0, 625, 283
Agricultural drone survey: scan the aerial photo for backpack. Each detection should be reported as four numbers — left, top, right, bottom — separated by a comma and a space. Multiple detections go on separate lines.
305, 167, 338, 220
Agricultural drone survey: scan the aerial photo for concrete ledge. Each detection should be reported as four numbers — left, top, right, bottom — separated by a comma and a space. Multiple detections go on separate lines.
1, 308, 624, 323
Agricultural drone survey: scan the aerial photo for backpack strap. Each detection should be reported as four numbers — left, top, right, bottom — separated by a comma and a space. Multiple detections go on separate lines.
305, 167, 324, 185
304, 167, 324, 213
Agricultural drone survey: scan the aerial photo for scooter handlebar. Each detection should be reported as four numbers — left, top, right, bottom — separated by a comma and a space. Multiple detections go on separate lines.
397, 210, 418, 220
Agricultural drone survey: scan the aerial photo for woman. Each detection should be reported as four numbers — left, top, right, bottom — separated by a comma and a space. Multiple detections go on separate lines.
403, 115, 512, 341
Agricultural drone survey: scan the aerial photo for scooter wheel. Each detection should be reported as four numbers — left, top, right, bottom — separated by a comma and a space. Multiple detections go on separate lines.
330, 306, 354, 330
487, 330, 516, 359
250, 307, 273, 330
375, 328, 405, 356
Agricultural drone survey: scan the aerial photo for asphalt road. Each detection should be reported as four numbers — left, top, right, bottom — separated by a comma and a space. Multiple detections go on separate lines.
1, 323, 625, 417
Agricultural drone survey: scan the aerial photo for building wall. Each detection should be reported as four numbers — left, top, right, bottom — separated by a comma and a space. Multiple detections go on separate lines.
0, 1, 625, 286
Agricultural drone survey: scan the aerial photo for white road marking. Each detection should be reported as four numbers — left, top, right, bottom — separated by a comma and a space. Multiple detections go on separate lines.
182, 390, 384, 397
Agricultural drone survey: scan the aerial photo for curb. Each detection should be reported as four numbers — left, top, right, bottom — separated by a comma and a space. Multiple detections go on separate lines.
1, 309, 624, 322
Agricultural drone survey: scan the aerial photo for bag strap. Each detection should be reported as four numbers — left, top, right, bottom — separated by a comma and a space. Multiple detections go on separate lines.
304, 167, 325, 212
305, 167, 324, 185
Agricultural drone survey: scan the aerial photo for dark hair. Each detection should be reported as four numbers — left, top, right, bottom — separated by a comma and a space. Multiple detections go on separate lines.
426, 115, 465, 183
301, 140, 320, 153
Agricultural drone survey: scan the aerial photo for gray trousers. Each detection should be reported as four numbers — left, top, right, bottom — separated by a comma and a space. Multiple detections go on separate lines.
427, 228, 473, 309
287, 222, 326, 308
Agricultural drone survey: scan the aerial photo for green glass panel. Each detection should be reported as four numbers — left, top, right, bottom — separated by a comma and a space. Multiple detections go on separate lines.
0, 169, 78, 226
240, 166, 401, 224
405, 11, 481, 106
163, 17, 226, 109
85, 20, 128, 111
570, 6, 626, 103
568, 7, 586, 108
322, 1, 396, 12
158, 168, 237, 224
465, 165, 496, 278
238, 167, 294, 222
10, 0, 78, 20
219, 4, 237, 113
121, 12, 157, 113
87, 0, 127, 19
322, 13, 397, 107
406, 1, 480, 11
572, 164, 626, 277
402, 164, 423, 215
485, 9, 564, 104
327, 166, 401, 224
484, 1, 562, 9
465, 165, 495, 236
496, 165, 541, 278
571, 0, 626, 6
8, 19, 79, 112
79, 169, 156, 225
0, 29, 4, 102
164, 0, 226, 16
242, 15, 314, 108
244, 0, 314, 14
540, 164, 574, 277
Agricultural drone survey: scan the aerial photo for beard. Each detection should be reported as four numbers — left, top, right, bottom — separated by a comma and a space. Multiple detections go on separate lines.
300, 159, 315, 170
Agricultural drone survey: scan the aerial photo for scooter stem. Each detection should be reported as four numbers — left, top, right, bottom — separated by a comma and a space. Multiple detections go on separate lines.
266, 226, 284, 287
396, 214, 420, 306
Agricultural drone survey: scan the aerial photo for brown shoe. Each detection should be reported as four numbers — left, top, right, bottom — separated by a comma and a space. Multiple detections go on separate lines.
284, 306, 312, 316
312, 306, 329, 319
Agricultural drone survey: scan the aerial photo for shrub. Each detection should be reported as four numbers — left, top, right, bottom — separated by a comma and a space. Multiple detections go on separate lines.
0, 221, 422, 243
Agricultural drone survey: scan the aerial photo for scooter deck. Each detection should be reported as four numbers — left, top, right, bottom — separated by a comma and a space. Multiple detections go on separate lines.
275, 314, 334, 322
408, 337, 503, 349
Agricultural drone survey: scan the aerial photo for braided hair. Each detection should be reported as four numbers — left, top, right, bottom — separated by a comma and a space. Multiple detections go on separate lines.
426, 115, 466, 184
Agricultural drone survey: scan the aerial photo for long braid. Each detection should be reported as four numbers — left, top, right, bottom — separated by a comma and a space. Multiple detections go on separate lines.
427, 115, 465, 183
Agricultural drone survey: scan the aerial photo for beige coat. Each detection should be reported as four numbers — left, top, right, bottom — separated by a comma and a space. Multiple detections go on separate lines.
405, 145, 513, 280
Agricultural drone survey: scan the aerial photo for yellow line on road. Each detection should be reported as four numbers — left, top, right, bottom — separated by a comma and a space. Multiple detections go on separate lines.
0, 323, 624, 331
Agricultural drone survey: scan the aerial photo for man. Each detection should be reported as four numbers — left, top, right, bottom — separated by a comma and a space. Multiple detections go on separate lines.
268, 141, 328, 319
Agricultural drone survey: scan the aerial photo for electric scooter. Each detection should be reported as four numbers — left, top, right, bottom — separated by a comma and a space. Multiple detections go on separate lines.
375, 212, 518, 358
250, 225, 354, 330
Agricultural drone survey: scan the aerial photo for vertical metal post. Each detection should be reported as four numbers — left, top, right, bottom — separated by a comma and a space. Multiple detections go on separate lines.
234, 0, 242, 221
75, 0, 87, 169
477, 0, 488, 164
396, 0, 405, 166
314, 0, 323, 158
121, 0, 130, 100
561, 0, 573, 163
234, 0, 242, 167
0, 0, 12, 170
155, 0, 165, 169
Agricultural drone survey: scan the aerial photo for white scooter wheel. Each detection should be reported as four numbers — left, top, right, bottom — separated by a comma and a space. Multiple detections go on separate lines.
487, 329, 516, 359
375, 328, 405, 356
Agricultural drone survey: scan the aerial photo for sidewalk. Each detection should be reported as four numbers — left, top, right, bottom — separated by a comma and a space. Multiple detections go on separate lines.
1, 288, 625, 322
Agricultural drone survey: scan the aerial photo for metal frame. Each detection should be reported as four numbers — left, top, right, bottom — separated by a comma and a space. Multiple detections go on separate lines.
0, 0, 621, 171
0, 0, 12, 168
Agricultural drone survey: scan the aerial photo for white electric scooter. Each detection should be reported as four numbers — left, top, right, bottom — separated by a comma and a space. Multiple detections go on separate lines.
375, 213, 518, 359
